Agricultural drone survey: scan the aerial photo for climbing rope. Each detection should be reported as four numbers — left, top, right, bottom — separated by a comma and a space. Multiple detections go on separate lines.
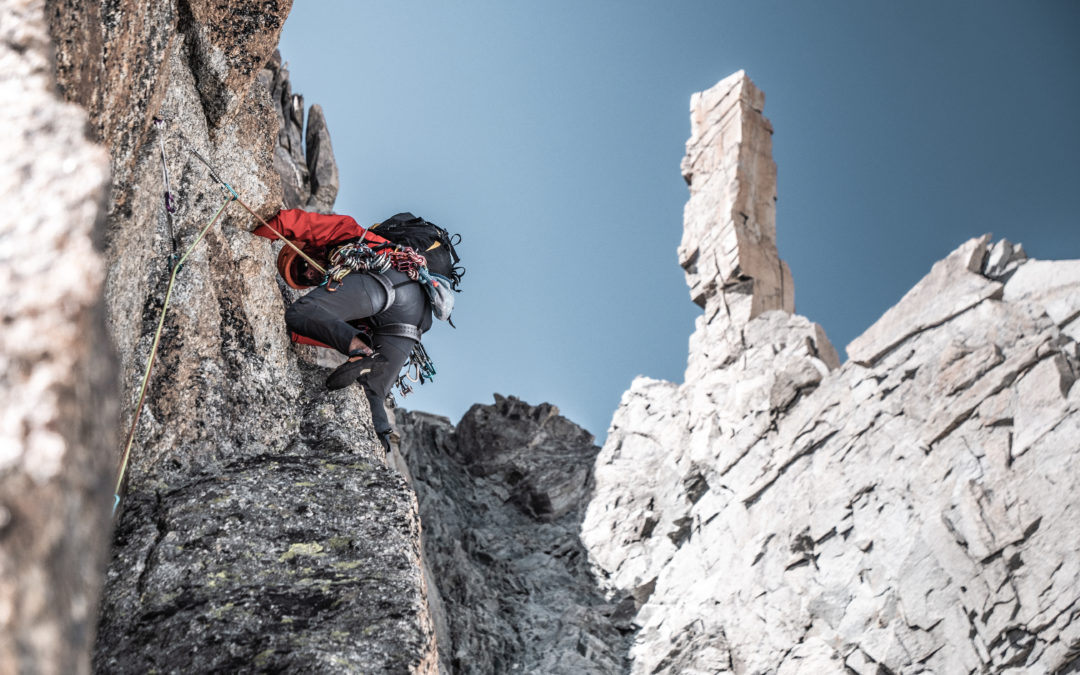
173, 127, 327, 275
113, 193, 234, 515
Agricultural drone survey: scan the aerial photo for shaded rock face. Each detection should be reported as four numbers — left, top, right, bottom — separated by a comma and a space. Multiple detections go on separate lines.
581, 71, 1080, 674
397, 396, 634, 674
96, 374, 433, 674
28, 1, 436, 671
0, 1, 114, 672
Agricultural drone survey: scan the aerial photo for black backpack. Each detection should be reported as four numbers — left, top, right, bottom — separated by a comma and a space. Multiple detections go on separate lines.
369, 213, 464, 290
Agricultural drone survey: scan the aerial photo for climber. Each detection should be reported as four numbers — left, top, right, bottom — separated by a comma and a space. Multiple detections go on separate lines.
252, 208, 462, 451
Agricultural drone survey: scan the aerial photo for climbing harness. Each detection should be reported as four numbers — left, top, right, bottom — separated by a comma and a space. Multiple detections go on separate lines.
113, 193, 234, 515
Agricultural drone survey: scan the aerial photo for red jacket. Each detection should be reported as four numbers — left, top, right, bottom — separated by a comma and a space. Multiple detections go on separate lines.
255, 209, 384, 350
254, 209, 370, 247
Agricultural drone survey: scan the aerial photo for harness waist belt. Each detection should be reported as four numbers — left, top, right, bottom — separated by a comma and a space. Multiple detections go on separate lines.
373, 322, 422, 342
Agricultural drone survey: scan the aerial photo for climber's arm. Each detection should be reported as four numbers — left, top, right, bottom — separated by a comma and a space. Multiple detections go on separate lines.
253, 209, 367, 247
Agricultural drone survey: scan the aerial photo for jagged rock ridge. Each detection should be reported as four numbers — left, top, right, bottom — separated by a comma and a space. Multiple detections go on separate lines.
397, 396, 635, 674
581, 71, 1080, 674
8, 1, 1080, 671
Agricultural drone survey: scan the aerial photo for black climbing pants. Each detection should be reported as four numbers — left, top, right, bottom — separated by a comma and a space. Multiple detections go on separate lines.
284, 270, 432, 442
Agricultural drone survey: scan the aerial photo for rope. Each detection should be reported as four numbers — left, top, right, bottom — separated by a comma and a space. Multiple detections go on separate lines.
175, 131, 326, 275
112, 194, 234, 515
231, 193, 326, 275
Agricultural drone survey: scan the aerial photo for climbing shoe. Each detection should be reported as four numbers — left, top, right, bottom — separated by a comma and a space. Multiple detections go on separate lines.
326, 352, 386, 391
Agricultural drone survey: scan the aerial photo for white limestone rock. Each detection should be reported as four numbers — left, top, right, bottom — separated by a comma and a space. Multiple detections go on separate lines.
678, 71, 794, 323
583, 71, 1080, 674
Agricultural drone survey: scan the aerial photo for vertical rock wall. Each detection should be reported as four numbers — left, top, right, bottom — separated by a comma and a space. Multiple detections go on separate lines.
582, 72, 1080, 673
0, 1, 113, 672
9, 1, 439, 671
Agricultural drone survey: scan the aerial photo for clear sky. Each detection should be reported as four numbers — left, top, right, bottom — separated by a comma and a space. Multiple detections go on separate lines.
279, 1, 1080, 441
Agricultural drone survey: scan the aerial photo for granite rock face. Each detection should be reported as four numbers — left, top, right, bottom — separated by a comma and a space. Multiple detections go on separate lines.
678, 70, 794, 322
397, 396, 635, 674
582, 72, 1080, 674
24, 1, 437, 671
0, 1, 113, 672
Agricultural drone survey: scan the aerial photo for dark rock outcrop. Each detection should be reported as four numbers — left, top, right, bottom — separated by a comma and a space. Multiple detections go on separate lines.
96, 375, 433, 673
397, 396, 634, 674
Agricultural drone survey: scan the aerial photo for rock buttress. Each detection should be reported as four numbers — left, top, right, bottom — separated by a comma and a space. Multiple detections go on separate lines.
34, 1, 437, 670
397, 396, 635, 674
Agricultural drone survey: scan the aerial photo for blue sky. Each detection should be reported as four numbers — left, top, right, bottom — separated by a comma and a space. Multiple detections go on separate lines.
279, 1, 1080, 441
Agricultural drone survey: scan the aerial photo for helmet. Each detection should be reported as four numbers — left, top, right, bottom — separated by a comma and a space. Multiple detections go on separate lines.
276, 245, 323, 289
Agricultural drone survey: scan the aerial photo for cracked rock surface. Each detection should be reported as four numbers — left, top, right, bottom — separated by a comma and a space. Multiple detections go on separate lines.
95, 374, 434, 674
581, 71, 1080, 674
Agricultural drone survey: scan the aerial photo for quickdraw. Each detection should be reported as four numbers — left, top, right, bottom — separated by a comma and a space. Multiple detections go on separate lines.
325, 241, 390, 291
153, 118, 177, 214
386, 247, 428, 280
394, 342, 436, 398
323, 242, 429, 292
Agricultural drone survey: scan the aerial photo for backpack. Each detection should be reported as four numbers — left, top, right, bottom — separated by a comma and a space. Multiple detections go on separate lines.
369, 213, 464, 291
